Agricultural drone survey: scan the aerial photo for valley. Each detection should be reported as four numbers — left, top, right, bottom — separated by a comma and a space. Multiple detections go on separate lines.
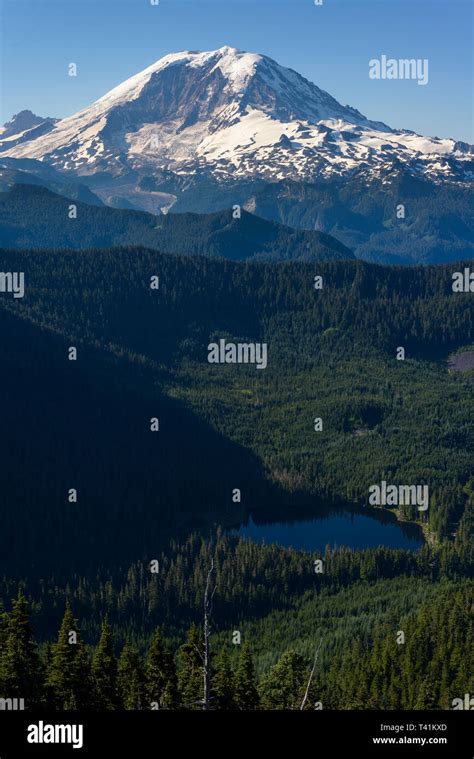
0, 247, 471, 574
0, 228, 471, 715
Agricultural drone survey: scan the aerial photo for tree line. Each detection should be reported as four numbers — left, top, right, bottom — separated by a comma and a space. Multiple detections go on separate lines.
0, 593, 296, 711
1, 582, 471, 711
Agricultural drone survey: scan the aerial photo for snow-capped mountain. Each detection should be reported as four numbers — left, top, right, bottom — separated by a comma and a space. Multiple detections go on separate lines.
0, 46, 472, 214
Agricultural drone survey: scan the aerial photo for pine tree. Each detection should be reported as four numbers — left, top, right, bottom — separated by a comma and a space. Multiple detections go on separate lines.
414, 676, 439, 710
2, 592, 43, 706
177, 625, 204, 709
47, 604, 91, 709
145, 627, 178, 710
234, 642, 259, 710
91, 618, 118, 710
259, 649, 308, 710
212, 647, 235, 710
0, 600, 9, 691
117, 643, 145, 710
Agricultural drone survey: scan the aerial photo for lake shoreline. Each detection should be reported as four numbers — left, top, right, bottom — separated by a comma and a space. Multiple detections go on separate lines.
231, 503, 424, 552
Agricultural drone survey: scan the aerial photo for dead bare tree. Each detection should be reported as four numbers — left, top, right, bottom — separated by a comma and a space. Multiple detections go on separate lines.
300, 637, 322, 710
203, 557, 217, 710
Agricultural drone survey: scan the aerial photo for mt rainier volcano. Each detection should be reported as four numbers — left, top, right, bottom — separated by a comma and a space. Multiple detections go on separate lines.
1, 46, 472, 208
1, 47, 473, 264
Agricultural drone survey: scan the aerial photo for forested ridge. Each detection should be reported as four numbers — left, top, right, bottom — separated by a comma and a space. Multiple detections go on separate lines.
0, 246, 472, 710
244, 173, 474, 265
0, 184, 353, 262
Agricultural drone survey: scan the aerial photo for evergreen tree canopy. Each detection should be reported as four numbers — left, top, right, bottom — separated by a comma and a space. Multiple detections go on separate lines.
91, 617, 118, 710
1, 592, 43, 706
177, 625, 204, 709
259, 650, 308, 710
234, 642, 259, 710
117, 643, 145, 710
212, 647, 235, 710
46, 604, 91, 710
145, 627, 178, 710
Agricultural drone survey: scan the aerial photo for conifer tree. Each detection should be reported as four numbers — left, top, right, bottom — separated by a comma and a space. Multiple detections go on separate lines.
0, 600, 9, 691
117, 643, 145, 710
177, 625, 204, 709
414, 676, 439, 710
47, 604, 91, 709
2, 593, 43, 706
212, 647, 235, 710
145, 627, 178, 709
91, 617, 118, 710
259, 649, 308, 710
234, 642, 259, 710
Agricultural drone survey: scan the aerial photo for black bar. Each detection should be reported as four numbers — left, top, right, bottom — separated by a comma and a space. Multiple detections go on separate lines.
0, 710, 471, 757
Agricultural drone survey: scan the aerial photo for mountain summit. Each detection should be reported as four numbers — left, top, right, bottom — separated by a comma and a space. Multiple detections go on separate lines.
0, 47, 472, 214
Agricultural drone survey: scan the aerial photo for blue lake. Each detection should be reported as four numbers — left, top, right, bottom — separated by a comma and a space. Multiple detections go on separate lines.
234, 511, 423, 551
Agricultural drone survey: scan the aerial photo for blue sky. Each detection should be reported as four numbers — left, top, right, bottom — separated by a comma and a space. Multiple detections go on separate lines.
1, 0, 472, 141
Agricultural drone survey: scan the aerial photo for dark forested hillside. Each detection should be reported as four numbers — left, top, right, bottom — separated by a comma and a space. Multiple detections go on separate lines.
0, 248, 472, 570
144, 170, 474, 265
0, 183, 353, 262
0, 246, 472, 711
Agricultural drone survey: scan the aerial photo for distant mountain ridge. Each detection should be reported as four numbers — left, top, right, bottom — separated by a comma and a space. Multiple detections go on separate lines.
0, 109, 58, 143
0, 156, 104, 206
0, 183, 354, 262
